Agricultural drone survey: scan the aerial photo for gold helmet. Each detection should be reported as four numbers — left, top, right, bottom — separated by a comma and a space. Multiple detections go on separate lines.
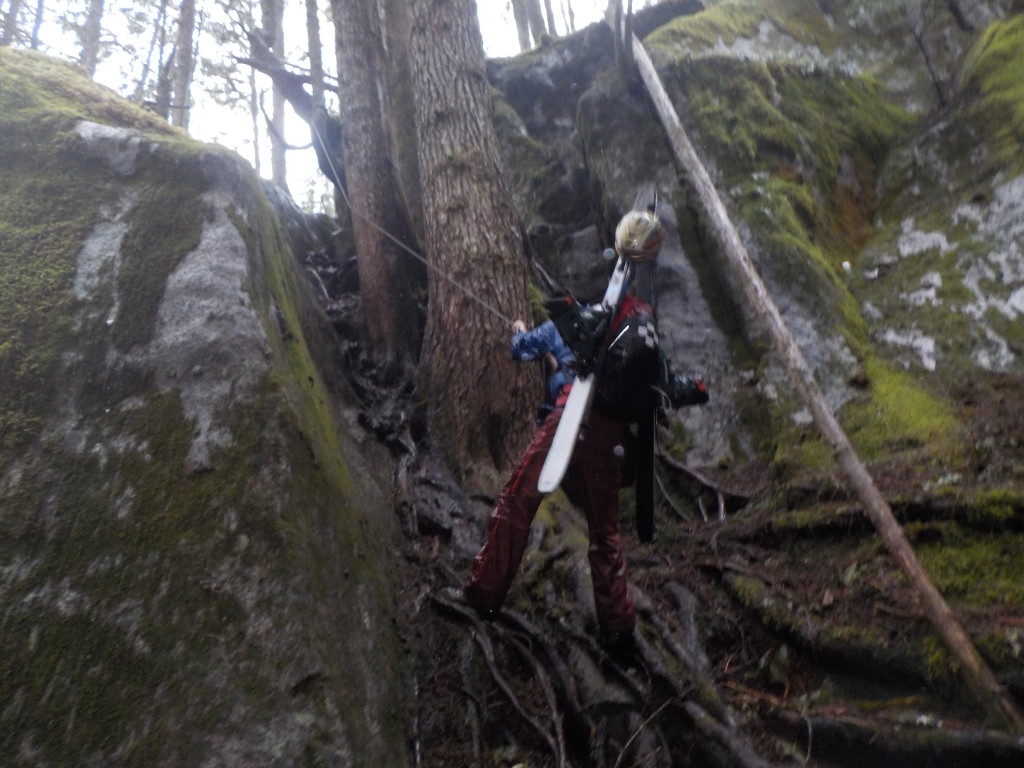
614, 209, 663, 262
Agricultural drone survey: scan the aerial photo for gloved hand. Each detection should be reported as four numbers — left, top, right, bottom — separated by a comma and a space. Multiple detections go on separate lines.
549, 300, 609, 374
668, 375, 708, 407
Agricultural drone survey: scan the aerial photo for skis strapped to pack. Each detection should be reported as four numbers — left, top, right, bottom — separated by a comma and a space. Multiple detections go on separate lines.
631, 257, 658, 543
594, 296, 660, 423
537, 256, 632, 494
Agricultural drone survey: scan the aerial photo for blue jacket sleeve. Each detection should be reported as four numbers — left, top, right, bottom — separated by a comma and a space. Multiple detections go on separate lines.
510, 321, 576, 401
510, 321, 573, 369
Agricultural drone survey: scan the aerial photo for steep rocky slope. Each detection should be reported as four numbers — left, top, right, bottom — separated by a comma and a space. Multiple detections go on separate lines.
3, 0, 1024, 766
400, 2, 1024, 766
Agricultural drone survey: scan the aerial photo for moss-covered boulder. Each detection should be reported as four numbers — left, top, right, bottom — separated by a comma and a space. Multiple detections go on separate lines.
0, 49, 408, 767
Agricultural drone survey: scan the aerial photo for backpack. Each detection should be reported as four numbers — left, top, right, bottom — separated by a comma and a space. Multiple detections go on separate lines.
594, 295, 660, 422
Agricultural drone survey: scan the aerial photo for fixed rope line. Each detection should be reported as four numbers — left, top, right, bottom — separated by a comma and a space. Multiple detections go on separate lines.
308, 118, 517, 327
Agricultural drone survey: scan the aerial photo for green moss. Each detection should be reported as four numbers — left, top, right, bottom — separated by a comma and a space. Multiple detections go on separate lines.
0, 49, 205, 448
772, 505, 861, 533
0, 48, 179, 137
114, 153, 208, 350
916, 526, 1024, 607
840, 355, 959, 460
966, 488, 1024, 529
0, 94, 113, 448
226, 186, 357, 510
648, 0, 835, 54
679, 56, 910, 250
960, 15, 1024, 172
0, 389, 261, 762
976, 625, 1024, 673
1, 48, 408, 764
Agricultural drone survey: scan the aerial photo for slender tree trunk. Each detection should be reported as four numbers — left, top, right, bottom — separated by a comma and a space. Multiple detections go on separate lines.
79, 0, 104, 77
510, 0, 532, 51
305, 0, 328, 203
543, 0, 556, 37
628, 29, 1024, 734
249, 65, 261, 176
154, 46, 174, 120
525, 0, 546, 44
331, 0, 419, 376
409, 0, 534, 471
260, 0, 288, 190
380, 0, 424, 244
2, 0, 23, 45
28, 0, 43, 48
170, 0, 196, 129
305, 0, 324, 105
132, 0, 169, 103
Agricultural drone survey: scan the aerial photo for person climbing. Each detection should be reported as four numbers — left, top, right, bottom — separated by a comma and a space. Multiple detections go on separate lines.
454, 209, 708, 653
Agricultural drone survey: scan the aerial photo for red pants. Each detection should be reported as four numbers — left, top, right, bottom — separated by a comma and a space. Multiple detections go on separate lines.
464, 393, 636, 633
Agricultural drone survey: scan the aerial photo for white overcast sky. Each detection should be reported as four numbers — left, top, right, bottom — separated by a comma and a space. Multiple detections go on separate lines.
479, 0, 607, 57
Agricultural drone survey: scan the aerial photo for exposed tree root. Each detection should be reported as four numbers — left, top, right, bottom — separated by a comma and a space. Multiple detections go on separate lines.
431, 581, 781, 768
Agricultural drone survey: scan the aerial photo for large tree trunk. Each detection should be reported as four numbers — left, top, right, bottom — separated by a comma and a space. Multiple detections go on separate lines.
331, 0, 419, 376
409, 0, 534, 472
169, 0, 196, 129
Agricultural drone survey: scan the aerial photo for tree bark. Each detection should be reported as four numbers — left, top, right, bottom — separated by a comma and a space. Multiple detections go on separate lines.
331, 0, 419, 376
627, 30, 1024, 734
380, 0, 425, 246
409, 0, 534, 472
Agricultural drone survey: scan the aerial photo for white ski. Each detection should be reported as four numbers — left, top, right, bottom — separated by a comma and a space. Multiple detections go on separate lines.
537, 255, 631, 493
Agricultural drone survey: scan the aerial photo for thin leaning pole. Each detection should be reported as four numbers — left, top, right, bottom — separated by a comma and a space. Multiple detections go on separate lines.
627, 32, 1024, 732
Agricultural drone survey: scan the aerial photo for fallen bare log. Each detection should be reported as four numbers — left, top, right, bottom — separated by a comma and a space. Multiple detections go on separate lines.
769, 707, 1024, 768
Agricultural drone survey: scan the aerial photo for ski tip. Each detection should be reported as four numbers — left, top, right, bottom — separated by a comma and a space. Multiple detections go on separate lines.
537, 476, 559, 493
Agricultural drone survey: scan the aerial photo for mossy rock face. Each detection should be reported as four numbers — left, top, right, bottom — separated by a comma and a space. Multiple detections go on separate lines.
628, 0, 942, 471
0, 49, 408, 767
858, 15, 1024, 387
